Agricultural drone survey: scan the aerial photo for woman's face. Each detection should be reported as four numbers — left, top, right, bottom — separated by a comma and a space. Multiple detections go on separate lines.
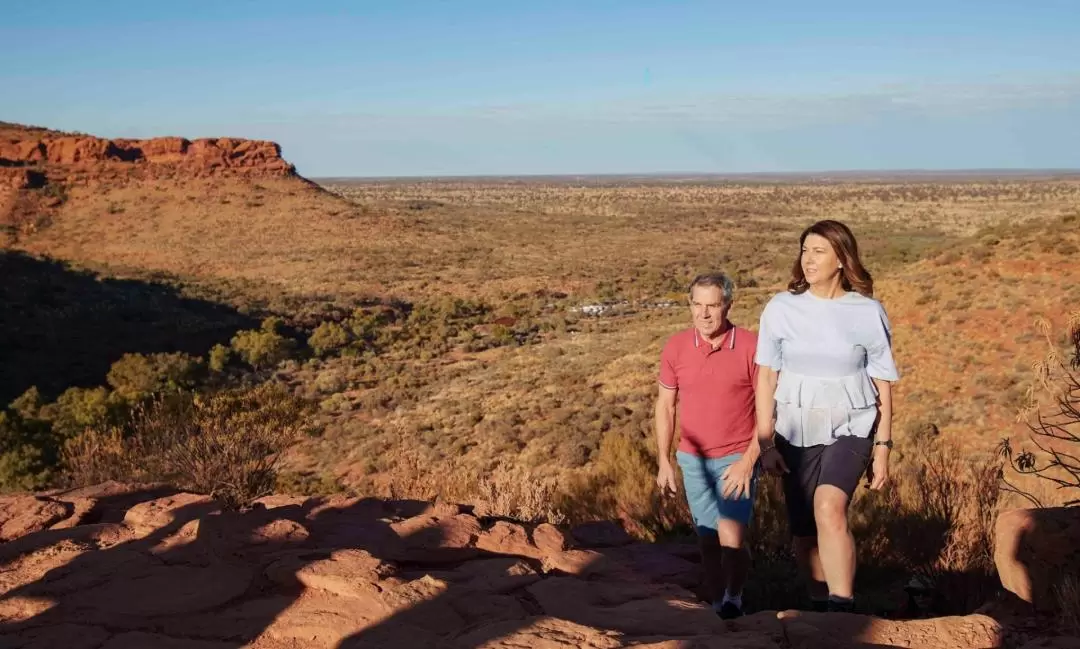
801, 233, 842, 287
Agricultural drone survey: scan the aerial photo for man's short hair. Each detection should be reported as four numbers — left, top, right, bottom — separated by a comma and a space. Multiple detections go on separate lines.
688, 272, 735, 305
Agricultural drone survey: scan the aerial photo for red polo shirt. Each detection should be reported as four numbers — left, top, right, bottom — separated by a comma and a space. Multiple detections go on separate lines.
658, 324, 758, 458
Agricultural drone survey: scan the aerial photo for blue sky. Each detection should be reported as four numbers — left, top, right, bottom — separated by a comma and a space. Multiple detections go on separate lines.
2, 1, 1079, 176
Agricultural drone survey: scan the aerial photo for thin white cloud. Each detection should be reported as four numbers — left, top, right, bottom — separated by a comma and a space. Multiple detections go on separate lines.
476, 77, 1080, 127
204, 75, 1080, 149
297, 76, 1080, 130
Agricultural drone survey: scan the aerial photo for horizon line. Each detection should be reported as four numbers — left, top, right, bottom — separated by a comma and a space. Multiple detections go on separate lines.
311, 168, 1080, 183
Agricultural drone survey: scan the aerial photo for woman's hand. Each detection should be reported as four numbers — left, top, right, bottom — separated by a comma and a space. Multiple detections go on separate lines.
721, 455, 756, 498
759, 445, 789, 476
868, 446, 889, 490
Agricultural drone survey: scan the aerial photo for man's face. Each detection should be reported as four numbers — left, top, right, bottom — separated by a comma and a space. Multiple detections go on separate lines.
689, 285, 728, 338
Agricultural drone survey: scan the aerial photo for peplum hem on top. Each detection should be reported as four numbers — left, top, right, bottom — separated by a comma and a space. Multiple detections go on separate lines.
774, 370, 879, 410
773, 370, 882, 446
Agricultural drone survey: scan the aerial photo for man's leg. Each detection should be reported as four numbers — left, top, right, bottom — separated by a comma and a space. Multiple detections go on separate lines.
675, 452, 726, 605
698, 533, 725, 605
712, 452, 756, 617
717, 518, 749, 601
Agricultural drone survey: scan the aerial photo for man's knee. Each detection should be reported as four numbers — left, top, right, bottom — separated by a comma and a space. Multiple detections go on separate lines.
716, 518, 747, 550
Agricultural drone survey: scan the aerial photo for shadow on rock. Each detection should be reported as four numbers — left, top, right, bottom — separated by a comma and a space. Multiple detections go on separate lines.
0, 483, 1065, 649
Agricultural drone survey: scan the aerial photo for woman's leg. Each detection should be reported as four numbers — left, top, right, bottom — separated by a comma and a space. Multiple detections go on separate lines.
792, 535, 828, 605
777, 439, 829, 606
813, 435, 873, 604
813, 485, 856, 599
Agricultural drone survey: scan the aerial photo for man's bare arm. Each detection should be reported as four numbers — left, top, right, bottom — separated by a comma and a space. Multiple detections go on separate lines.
655, 385, 677, 462
655, 385, 679, 492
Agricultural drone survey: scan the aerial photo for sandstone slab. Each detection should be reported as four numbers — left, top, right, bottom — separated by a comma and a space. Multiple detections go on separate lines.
476, 520, 543, 559
69, 563, 254, 616
0, 623, 110, 649
0, 496, 70, 541
995, 507, 1080, 611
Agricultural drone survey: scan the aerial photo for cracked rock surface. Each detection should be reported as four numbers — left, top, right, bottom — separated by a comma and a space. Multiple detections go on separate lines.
0, 485, 1022, 648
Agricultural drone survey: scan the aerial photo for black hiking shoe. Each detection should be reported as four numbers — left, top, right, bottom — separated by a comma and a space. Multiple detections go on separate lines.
827, 597, 856, 613
717, 601, 744, 619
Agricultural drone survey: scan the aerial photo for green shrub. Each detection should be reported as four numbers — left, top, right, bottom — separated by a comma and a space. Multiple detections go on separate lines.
208, 344, 232, 373
46, 386, 120, 438
106, 352, 202, 400
309, 321, 350, 356
231, 329, 294, 370
63, 383, 311, 510
260, 316, 286, 335
0, 410, 58, 491
9, 387, 44, 419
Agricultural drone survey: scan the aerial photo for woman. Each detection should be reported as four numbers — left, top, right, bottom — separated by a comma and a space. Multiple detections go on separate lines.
754, 219, 899, 613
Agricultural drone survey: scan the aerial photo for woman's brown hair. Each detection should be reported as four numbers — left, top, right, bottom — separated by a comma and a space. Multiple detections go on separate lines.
788, 219, 874, 297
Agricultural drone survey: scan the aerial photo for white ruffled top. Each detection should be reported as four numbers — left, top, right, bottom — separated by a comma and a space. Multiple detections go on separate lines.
755, 290, 899, 447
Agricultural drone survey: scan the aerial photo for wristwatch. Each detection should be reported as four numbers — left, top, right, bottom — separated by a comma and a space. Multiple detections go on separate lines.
873, 439, 893, 449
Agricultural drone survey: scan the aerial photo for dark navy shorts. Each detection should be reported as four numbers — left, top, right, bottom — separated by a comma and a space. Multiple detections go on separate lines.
776, 434, 873, 538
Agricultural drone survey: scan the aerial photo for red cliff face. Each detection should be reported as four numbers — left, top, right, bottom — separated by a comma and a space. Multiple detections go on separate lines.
0, 122, 301, 240
0, 131, 296, 177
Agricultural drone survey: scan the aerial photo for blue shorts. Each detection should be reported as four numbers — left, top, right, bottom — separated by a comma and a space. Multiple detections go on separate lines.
676, 450, 758, 536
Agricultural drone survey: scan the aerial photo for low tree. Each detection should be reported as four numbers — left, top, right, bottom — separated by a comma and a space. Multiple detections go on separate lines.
308, 321, 350, 357
46, 386, 120, 439
230, 317, 295, 370
106, 352, 202, 401
999, 312, 1080, 507
208, 343, 232, 373
0, 408, 58, 491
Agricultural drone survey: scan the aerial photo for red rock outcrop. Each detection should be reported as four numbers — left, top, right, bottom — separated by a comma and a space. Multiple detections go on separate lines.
0, 132, 295, 177
0, 121, 300, 240
0, 483, 1036, 649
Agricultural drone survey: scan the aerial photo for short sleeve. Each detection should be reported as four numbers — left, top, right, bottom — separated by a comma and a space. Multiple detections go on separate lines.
866, 302, 900, 381
658, 339, 679, 390
754, 298, 783, 370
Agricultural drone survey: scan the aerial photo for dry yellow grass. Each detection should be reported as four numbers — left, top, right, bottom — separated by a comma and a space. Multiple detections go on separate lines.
22, 176, 1080, 304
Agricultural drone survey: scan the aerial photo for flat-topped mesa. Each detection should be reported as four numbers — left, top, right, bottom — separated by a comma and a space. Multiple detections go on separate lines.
0, 133, 296, 177
0, 122, 308, 241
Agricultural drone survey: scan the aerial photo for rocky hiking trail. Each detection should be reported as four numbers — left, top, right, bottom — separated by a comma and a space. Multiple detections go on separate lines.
0, 483, 1068, 649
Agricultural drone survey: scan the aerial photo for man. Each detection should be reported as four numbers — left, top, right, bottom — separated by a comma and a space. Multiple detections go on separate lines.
655, 272, 760, 619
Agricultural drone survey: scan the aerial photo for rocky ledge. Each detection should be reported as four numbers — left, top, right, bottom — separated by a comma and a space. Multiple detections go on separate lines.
0, 122, 302, 237
0, 483, 1055, 649
0, 132, 294, 177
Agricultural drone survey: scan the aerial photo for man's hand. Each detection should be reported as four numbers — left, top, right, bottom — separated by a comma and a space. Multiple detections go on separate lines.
721, 455, 755, 499
759, 446, 789, 476
868, 446, 890, 490
656, 460, 678, 495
